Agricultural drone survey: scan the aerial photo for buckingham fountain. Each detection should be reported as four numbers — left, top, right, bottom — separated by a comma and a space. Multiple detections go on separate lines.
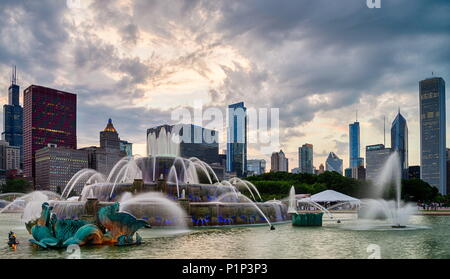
57, 155, 288, 227
0, 154, 288, 249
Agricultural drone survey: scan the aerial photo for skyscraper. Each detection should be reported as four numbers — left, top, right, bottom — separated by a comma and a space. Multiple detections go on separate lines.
366, 144, 391, 182
2, 66, 23, 168
227, 102, 247, 177
120, 140, 133, 157
271, 150, 288, 172
391, 111, 408, 178
35, 146, 88, 193
247, 159, 266, 176
0, 140, 20, 172
420, 77, 446, 194
80, 119, 127, 176
101, 118, 121, 151
318, 164, 325, 174
325, 152, 343, 175
299, 144, 314, 174
23, 85, 77, 184
349, 121, 364, 168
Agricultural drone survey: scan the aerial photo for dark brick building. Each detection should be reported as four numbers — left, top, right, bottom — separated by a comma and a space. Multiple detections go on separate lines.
23, 85, 77, 185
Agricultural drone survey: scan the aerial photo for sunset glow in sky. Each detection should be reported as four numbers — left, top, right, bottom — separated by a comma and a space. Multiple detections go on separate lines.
0, 0, 449, 170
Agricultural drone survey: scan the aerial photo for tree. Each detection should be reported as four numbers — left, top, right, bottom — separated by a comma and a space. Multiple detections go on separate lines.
247, 172, 440, 202
1, 179, 32, 194
401, 179, 439, 202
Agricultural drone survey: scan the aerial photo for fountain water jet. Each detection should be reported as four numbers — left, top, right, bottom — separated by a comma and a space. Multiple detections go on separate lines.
357, 152, 418, 229
287, 186, 297, 214
214, 192, 274, 229
297, 198, 334, 219
119, 192, 188, 232
20, 154, 288, 231
62, 169, 105, 199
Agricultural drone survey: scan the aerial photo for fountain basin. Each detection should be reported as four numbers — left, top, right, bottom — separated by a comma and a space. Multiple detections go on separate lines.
391, 225, 407, 229
292, 213, 323, 227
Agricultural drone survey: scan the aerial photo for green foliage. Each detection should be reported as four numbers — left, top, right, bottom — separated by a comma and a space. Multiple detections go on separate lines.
401, 178, 439, 202
247, 171, 440, 202
1, 179, 32, 194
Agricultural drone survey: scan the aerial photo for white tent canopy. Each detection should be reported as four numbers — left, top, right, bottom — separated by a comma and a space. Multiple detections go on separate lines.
300, 190, 360, 204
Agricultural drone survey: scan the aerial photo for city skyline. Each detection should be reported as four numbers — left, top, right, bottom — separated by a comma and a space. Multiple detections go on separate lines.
0, 1, 449, 170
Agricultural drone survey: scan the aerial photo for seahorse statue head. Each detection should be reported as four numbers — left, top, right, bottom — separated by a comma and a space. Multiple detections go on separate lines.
37, 202, 54, 227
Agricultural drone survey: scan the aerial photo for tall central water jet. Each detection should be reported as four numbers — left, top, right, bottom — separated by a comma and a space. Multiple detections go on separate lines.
358, 151, 417, 229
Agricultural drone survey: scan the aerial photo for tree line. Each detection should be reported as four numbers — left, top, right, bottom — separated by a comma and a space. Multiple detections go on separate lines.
246, 171, 440, 203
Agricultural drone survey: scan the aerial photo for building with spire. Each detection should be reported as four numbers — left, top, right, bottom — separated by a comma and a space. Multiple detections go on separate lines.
391, 110, 408, 178
101, 119, 121, 151
2, 66, 23, 169
80, 119, 127, 176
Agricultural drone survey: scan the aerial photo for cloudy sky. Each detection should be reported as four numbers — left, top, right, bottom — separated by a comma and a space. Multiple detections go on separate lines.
0, 0, 449, 170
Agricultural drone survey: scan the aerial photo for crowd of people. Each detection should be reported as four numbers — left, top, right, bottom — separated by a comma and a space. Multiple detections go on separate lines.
417, 202, 447, 211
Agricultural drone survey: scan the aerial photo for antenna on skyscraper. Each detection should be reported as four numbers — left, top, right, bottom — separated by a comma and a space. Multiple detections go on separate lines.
11, 65, 17, 85
383, 115, 386, 146
356, 110, 358, 122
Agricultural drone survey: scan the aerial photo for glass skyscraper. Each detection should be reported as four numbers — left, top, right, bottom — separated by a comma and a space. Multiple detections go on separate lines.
119, 140, 133, 157
366, 144, 391, 182
391, 112, 408, 178
349, 121, 363, 168
325, 152, 343, 175
247, 159, 266, 176
299, 144, 314, 174
226, 102, 247, 177
2, 66, 23, 168
420, 77, 446, 194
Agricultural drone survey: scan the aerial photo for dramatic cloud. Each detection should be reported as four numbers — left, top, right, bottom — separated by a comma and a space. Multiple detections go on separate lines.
0, 0, 449, 167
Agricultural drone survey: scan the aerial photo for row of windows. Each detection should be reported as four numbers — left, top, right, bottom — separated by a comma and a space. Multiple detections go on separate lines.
421, 91, 439, 100
32, 127, 72, 135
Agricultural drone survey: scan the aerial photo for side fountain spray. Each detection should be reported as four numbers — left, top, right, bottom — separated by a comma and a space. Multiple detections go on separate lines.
287, 186, 297, 214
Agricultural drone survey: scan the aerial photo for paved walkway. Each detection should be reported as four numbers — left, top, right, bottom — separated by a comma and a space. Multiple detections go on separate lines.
419, 210, 450, 215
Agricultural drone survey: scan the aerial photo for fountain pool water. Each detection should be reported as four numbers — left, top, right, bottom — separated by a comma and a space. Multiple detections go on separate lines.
7, 155, 288, 234
0, 191, 61, 219
355, 152, 419, 230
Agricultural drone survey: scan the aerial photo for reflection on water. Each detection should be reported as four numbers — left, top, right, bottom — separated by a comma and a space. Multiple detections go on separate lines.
0, 213, 449, 259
